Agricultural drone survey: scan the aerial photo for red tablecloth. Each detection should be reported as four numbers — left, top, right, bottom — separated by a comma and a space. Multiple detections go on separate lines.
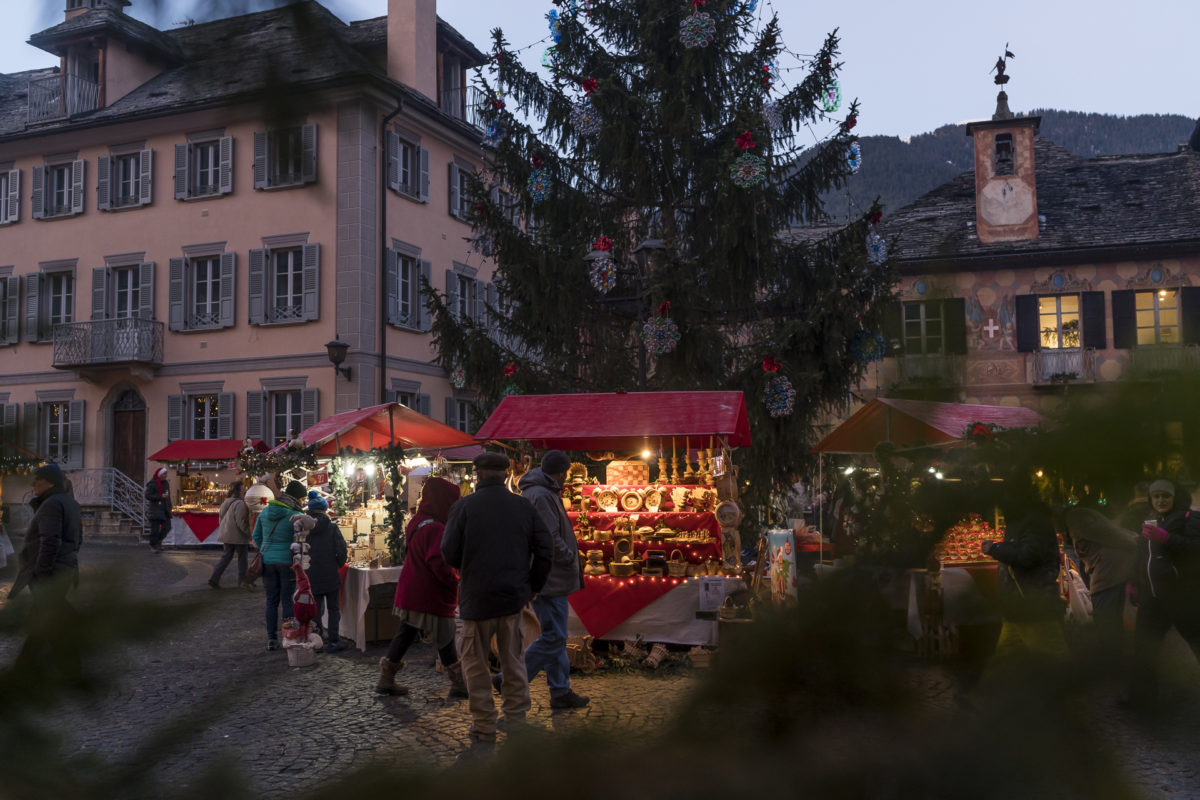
174, 511, 220, 542
568, 573, 691, 639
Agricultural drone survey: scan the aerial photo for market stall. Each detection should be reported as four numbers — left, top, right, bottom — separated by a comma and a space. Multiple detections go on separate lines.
148, 438, 267, 545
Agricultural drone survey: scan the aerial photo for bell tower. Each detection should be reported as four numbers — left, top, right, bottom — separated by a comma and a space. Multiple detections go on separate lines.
965, 50, 1040, 243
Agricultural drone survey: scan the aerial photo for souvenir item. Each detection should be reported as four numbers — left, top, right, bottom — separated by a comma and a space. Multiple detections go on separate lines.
594, 488, 619, 512
620, 489, 644, 512
643, 487, 663, 511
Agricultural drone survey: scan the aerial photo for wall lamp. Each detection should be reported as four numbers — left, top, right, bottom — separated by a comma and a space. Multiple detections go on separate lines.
325, 336, 352, 381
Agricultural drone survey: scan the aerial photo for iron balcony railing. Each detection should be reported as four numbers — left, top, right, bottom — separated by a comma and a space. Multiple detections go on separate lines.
440, 85, 486, 130
52, 318, 164, 368
1031, 348, 1096, 384
28, 73, 100, 123
70, 466, 147, 536
1128, 343, 1200, 376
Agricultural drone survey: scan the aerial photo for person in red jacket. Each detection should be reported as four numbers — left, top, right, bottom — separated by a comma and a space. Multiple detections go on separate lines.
376, 476, 465, 699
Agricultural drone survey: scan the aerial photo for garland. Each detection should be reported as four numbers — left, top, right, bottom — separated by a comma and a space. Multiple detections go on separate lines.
0, 452, 42, 477
237, 445, 319, 478
328, 456, 350, 516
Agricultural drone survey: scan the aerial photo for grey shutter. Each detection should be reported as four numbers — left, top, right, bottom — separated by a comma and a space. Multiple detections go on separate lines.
883, 301, 902, 354
417, 393, 431, 416
473, 278, 486, 324
173, 142, 189, 199
385, 248, 399, 326
245, 390, 266, 441
1181, 287, 1200, 345
6, 169, 19, 221
0, 403, 16, 451
1014, 294, 1039, 353
217, 392, 235, 440
65, 399, 84, 469
486, 281, 498, 335
167, 393, 185, 442
218, 136, 233, 195
252, 130, 267, 189
70, 159, 84, 214
301, 242, 320, 321
1112, 290, 1136, 350
138, 261, 155, 320
418, 259, 432, 331
219, 251, 235, 328
23, 273, 41, 341
248, 248, 266, 324
138, 148, 153, 206
445, 396, 457, 428
301, 388, 318, 431
445, 269, 459, 320
300, 123, 317, 184
23, 402, 38, 455
386, 131, 400, 192
419, 147, 430, 202
91, 267, 108, 320
168, 257, 186, 331
2, 275, 18, 344
944, 298, 967, 355
96, 155, 111, 211
31, 165, 44, 219
1082, 290, 1107, 350
448, 163, 460, 217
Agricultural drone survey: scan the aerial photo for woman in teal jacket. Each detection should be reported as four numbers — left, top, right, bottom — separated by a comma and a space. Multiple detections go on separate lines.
252, 480, 308, 650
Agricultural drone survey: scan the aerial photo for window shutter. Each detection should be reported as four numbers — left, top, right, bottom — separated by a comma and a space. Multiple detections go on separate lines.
91, 267, 108, 321
248, 248, 266, 324
883, 301, 903, 355
419, 147, 430, 202
386, 131, 400, 192
0, 403, 16, 451
486, 281, 498, 335
219, 251, 236, 328
445, 397, 457, 429
417, 393, 431, 416
138, 261, 155, 320
217, 392, 235, 440
446, 269, 459, 320
65, 399, 84, 470
418, 259, 433, 331
252, 130, 267, 189
1081, 290, 1107, 350
301, 388, 318, 431
23, 273, 41, 342
300, 123, 318, 184
448, 163, 460, 217
173, 142, 189, 199
1112, 290, 1135, 349
6, 169, 19, 221
245, 390, 266, 441
1014, 294, 1039, 353
166, 393, 184, 442
138, 148, 153, 205
70, 159, 85, 214
218, 136, 233, 195
944, 298, 967, 355
31, 165, 45, 219
301, 242, 320, 321
168, 257, 186, 331
473, 278, 486, 324
96, 155, 111, 211
23, 402, 39, 456
2, 275, 18, 344
385, 248, 399, 326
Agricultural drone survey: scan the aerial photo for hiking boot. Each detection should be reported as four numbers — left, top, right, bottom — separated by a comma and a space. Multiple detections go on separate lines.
446, 661, 470, 699
266, 639, 280, 651
376, 657, 409, 695
207, 578, 220, 589
550, 690, 590, 709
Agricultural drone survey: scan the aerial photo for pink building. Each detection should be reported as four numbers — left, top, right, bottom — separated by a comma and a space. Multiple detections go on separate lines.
0, 0, 493, 534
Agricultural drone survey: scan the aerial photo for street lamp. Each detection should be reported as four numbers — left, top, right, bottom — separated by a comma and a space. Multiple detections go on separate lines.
325, 335, 352, 381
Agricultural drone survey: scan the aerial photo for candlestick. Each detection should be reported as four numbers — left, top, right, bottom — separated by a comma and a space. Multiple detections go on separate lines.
670, 454, 680, 485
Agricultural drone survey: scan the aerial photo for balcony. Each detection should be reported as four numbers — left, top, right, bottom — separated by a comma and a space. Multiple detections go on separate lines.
895, 353, 964, 386
1032, 348, 1096, 385
440, 85, 486, 130
1127, 343, 1200, 377
52, 318, 164, 370
28, 73, 100, 123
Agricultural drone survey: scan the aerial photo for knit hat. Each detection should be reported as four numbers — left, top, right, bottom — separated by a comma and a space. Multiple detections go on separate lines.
155, 466, 168, 479
33, 463, 65, 486
1148, 479, 1175, 497
541, 449, 571, 476
284, 480, 308, 500
307, 489, 328, 512
473, 451, 510, 471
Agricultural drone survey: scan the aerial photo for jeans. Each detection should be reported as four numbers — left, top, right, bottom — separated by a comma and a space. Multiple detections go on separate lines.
314, 590, 341, 642
262, 563, 296, 641
525, 594, 571, 696
148, 517, 169, 547
210, 544, 248, 585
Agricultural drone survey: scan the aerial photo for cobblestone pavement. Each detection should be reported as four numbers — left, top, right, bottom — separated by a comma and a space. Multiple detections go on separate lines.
2, 545, 1200, 798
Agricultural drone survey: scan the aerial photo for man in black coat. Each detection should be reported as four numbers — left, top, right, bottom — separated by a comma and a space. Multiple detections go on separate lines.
144, 466, 173, 553
442, 451, 552, 742
304, 491, 347, 652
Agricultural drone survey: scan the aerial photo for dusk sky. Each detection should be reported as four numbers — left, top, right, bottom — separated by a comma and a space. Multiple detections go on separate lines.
1, 0, 1195, 139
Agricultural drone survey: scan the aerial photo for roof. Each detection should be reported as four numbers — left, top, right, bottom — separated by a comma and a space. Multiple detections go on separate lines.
882, 139, 1200, 268
276, 402, 477, 456
474, 392, 752, 451
28, 6, 182, 63
149, 439, 267, 462
812, 398, 1044, 454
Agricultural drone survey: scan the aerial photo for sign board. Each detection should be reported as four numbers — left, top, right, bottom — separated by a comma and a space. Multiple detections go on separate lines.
766, 529, 798, 603
308, 470, 329, 487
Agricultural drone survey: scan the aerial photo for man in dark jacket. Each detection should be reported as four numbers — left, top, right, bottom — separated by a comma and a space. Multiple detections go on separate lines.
442, 451, 553, 742
304, 491, 348, 652
144, 466, 173, 553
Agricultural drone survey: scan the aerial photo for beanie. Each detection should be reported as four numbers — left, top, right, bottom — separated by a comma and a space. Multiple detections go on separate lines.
34, 463, 65, 486
284, 480, 307, 500
541, 449, 571, 476
1148, 479, 1175, 498
307, 491, 328, 512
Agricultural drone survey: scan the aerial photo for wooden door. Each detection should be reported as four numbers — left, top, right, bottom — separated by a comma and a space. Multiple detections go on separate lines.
112, 390, 147, 484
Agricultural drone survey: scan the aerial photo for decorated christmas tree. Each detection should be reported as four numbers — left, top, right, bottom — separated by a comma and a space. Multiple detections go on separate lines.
428, 0, 895, 506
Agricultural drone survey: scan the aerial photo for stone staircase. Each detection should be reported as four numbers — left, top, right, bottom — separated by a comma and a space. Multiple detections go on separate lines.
81, 506, 145, 546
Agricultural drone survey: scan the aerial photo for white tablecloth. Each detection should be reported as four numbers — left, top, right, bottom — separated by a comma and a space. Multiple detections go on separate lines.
338, 566, 403, 652
566, 576, 746, 646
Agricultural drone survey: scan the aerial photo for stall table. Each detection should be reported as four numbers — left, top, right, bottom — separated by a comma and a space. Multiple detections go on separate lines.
567, 574, 746, 646
165, 511, 221, 545
337, 565, 403, 652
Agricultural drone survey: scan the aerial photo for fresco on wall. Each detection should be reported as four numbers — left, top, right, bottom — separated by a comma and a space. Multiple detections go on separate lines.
965, 294, 1015, 351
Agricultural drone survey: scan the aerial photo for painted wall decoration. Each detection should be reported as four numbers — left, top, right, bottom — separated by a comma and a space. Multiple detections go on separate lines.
965, 294, 1015, 351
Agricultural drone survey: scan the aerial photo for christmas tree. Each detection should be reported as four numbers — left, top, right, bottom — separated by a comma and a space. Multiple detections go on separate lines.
428, 0, 895, 507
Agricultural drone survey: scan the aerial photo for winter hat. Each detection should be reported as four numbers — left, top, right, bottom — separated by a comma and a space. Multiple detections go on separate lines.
155, 466, 169, 479
473, 451, 510, 471
1148, 479, 1175, 498
541, 450, 571, 476
284, 480, 308, 500
307, 489, 328, 512
33, 463, 65, 486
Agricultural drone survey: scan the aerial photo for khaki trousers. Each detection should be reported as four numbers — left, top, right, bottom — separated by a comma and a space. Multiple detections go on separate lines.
460, 612, 529, 736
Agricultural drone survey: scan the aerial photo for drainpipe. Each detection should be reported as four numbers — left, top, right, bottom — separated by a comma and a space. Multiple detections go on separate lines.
380, 96, 404, 404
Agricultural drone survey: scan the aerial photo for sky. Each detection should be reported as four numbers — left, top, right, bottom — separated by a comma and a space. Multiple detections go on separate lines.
2, 0, 1196, 139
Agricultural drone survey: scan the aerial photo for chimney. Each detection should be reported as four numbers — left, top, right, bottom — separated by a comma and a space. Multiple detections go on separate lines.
388, 0, 438, 102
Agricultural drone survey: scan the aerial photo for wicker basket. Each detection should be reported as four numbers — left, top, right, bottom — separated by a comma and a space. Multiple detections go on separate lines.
609, 560, 636, 577
667, 549, 688, 577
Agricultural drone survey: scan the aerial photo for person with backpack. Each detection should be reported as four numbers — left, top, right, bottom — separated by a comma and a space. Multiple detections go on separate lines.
304, 491, 347, 652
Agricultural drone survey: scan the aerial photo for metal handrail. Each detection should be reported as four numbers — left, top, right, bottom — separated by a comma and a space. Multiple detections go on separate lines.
52, 318, 164, 367
440, 86, 486, 130
28, 73, 100, 123
1032, 348, 1096, 383
68, 467, 147, 536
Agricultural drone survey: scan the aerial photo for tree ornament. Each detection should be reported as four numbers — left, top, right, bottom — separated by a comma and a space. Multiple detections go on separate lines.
589, 255, 617, 293
852, 330, 886, 363
736, 130, 757, 150
642, 302, 681, 354
866, 231, 888, 265
762, 100, 783, 132
581, 77, 598, 95
501, 382, 522, 398
727, 0, 758, 13
729, 152, 767, 188
592, 235, 613, 252
762, 356, 781, 373
504, 362, 518, 377
847, 141, 862, 174
679, 11, 716, 48
764, 374, 796, 418
527, 168, 552, 203
541, 46, 557, 67
486, 120, 506, 144
844, 114, 858, 131
450, 366, 467, 389
869, 210, 883, 225
690, 0, 705, 6
761, 62, 776, 87
821, 79, 842, 113
548, 9, 563, 43
531, 153, 543, 168
570, 100, 602, 136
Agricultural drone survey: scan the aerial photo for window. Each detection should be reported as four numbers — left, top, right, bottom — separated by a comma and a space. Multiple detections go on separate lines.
246, 387, 316, 446
44, 402, 70, 463
191, 394, 219, 439
1136, 289, 1179, 345
111, 267, 140, 319
98, 150, 152, 210
0, 271, 18, 345
48, 272, 73, 327
390, 385, 430, 415
191, 257, 220, 326
23, 266, 76, 342
448, 160, 473, 219
174, 137, 233, 199
446, 397, 472, 433
0, 169, 18, 225
168, 251, 235, 331
90, 262, 154, 321
272, 250, 303, 322
23, 399, 84, 468
1038, 295, 1080, 349
166, 390, 233, 442
253, 124, 317, 189
994, 133, 1014, 176
248, 241, 319, 325
387, 245, 429, 330
902, 301, 943, 355
395, 391, 416, 409
445, 268, 489, 326
386, 131, 429, 200
32, 160, 84, 219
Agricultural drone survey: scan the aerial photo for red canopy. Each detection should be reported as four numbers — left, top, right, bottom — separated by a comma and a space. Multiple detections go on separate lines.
812, 398, 1045, 454
276, 402, 476, 456
474, 391, 752, 451
149, 439, 267, 462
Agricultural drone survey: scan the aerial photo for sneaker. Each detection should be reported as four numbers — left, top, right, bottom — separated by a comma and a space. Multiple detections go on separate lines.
491, 673, 503, 694
325, 641, 346, 653
149, 545, 162, 554
266, 639, 281, 651
550, 690, 590, 709
207, 578, 220, 589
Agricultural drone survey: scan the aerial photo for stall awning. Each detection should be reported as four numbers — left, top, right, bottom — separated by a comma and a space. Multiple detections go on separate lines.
278, 402, 477, 456
149, 439, 267, 462
812, 398, 1045, 454
474, 391, 752, 451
